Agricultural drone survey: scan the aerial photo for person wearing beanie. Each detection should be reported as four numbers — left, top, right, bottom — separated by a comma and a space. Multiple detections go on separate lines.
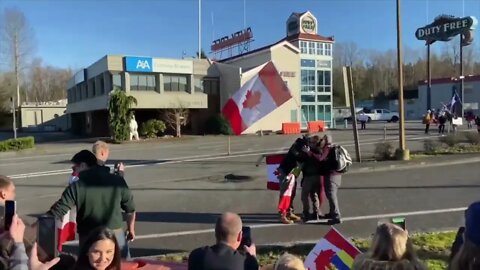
449, 201, 480, 270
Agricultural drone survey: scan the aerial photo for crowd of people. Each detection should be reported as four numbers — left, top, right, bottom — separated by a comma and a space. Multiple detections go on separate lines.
1, 137, 479, 270
422, 109, 480, 135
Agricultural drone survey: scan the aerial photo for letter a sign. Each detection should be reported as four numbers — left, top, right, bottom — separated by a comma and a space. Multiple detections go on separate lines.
136, 60, 150, 70
125, 56, 153, 72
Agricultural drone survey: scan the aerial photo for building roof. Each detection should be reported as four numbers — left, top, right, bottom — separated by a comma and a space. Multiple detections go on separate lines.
418, 75, 480, 85
286, 33, 334, 42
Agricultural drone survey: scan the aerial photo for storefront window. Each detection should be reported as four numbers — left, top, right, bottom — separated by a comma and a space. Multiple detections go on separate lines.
164, 74, 189, 92
130, 74, 156, 91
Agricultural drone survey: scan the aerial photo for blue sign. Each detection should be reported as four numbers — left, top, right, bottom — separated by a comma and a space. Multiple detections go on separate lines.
125, 57, 153, 72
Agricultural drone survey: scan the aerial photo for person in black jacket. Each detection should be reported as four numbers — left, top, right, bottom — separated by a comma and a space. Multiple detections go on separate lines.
188, 212, 258, 270
92, 141, 125, 177
277, 136, 309, 224
301, 136, 323, 222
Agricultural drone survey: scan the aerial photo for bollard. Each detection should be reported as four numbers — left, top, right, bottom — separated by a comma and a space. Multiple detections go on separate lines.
260, 129, 263, 137
344, 119, 348, 129
384, 124, 387, 141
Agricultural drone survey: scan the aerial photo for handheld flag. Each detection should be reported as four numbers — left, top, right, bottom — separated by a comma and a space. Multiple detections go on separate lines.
56, 170, 79, 251
266, 154, 286, 190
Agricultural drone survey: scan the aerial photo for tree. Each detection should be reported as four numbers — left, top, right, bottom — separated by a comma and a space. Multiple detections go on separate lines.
0, 7, 35, 107
196, 50, 208, 59
163, 106, 189, 137
27, 58, 72, 102
108, 89, 137, 141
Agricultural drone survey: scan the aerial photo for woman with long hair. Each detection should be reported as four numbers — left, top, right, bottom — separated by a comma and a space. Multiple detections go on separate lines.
449, 201, 480, 270
352, 223, 427, 270
73, 227, 121, 270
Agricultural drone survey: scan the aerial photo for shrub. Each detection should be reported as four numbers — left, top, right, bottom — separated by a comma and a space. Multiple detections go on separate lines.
438, 134, 461, 147
424, 139, 442, 154
206, 114, 233, 135
140, 119, 166, 138
0, 136, 35, 152
464, 132, 480, 145
374, 141, 396, 161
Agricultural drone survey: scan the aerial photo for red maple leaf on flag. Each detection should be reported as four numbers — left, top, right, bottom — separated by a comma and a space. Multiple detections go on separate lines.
314, 249, 336, 270
242, 90, 261, 109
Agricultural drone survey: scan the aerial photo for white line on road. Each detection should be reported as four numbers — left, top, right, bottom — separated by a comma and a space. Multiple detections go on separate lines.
62, 206, 467, 245
6, 134, 441, 179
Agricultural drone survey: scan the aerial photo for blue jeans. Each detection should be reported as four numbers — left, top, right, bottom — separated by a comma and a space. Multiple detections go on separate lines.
79, 228, 130, 259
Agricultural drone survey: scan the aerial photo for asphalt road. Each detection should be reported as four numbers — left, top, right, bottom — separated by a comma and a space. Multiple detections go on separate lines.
1, 122, 477, 257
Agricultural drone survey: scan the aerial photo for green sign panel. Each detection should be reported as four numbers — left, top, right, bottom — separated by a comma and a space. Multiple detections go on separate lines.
415, 15, 477, 45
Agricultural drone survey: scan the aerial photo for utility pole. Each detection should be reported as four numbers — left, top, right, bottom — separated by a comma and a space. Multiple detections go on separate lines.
344, 66, 361, 162
460, 36, 465, 118
396, 0, 409, 160
10, 97, 17, 139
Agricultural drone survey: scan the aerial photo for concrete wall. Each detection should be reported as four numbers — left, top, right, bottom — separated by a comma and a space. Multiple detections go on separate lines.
20, 106, 69, 131
67, 95, 109, 114
130, 92, 208, 109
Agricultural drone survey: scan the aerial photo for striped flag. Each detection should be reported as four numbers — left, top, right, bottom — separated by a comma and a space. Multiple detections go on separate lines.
266, 154, 286, 190
56, 170, 79, 251
304, 227, 361, 270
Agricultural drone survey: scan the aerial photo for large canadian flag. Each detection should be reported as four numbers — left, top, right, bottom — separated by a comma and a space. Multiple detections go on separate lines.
222, 61, 292, 135
56, 170, 78, 251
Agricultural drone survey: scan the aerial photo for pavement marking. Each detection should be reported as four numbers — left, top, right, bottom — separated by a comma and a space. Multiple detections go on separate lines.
6, 134, 442, 180
62, 206, 467, 245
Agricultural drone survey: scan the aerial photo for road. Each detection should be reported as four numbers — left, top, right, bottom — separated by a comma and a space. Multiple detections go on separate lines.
1, 122, 477, 257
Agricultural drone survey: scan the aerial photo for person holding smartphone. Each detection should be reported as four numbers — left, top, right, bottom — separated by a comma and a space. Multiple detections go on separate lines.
92, 140, 125, 177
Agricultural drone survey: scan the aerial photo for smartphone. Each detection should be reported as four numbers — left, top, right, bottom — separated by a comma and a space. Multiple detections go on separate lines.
37, 214, 58, 261
392, 217, 406, 230
240, 226, 252, 247
4, 200, 16, 231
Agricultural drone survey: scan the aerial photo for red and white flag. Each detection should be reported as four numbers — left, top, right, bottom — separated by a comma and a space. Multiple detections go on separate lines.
222, 61, 292, 135
56, 170, 78, 251
266, 154, 285, 190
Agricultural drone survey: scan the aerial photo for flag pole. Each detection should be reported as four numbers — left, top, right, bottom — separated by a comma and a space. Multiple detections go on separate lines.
198, 0, 202, 59
396, 0, 409, 160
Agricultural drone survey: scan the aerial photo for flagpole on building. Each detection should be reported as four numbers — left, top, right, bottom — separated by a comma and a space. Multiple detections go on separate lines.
396, 0, 409, 160
198, 0, 202, 59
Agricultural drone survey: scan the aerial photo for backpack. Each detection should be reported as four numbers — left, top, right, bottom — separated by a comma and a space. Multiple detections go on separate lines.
332, 144, 352, 173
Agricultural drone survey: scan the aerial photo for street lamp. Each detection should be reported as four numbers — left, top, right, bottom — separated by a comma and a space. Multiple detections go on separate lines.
396, 0, 409, 160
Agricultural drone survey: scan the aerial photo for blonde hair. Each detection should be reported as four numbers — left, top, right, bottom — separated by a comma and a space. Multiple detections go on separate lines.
92, 140, 109, 155
274, 253, 305, 270
449, 239, 480, 270
0, 175, 12, 190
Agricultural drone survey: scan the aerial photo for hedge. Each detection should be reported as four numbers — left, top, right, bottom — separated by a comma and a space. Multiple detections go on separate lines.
0, 136, 35, 152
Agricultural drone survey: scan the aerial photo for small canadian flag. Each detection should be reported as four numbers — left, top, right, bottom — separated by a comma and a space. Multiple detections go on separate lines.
56, 170, 78, 251
266, 154, 286, 190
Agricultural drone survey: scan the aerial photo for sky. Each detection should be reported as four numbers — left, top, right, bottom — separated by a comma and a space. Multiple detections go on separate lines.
1, 0, 479, 70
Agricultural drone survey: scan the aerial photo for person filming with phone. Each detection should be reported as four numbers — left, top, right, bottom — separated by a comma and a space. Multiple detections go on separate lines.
188, 212, 258, 270
92, 141, 125, 177
47, 150, 136, 259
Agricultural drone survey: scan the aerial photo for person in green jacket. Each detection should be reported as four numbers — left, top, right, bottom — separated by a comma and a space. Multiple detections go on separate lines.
48, 150, 136, 259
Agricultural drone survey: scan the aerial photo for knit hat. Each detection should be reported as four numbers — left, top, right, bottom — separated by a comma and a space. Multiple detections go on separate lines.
465, 201, 480, 246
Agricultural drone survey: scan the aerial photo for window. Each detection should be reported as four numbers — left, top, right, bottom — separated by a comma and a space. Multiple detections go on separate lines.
316, 42, 324, 55
301, 70, 315, 93
317, 70, 331, 92
164, 74, 189, 92
308, 42, 315, 55
317, 95, 331, 102
194, 77, 204, 93
112, 74, 122, 90
100, 76, 105, 94
325, 43, 332, 56
88, 79, 95, 98
301, 95, 315, 102
301, 59, 316, 67
203, 78, 219, 95
300, 41, 308, 54
317, 105, 332, 121
76, 85, 81, 101
130, 74, 156, 91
